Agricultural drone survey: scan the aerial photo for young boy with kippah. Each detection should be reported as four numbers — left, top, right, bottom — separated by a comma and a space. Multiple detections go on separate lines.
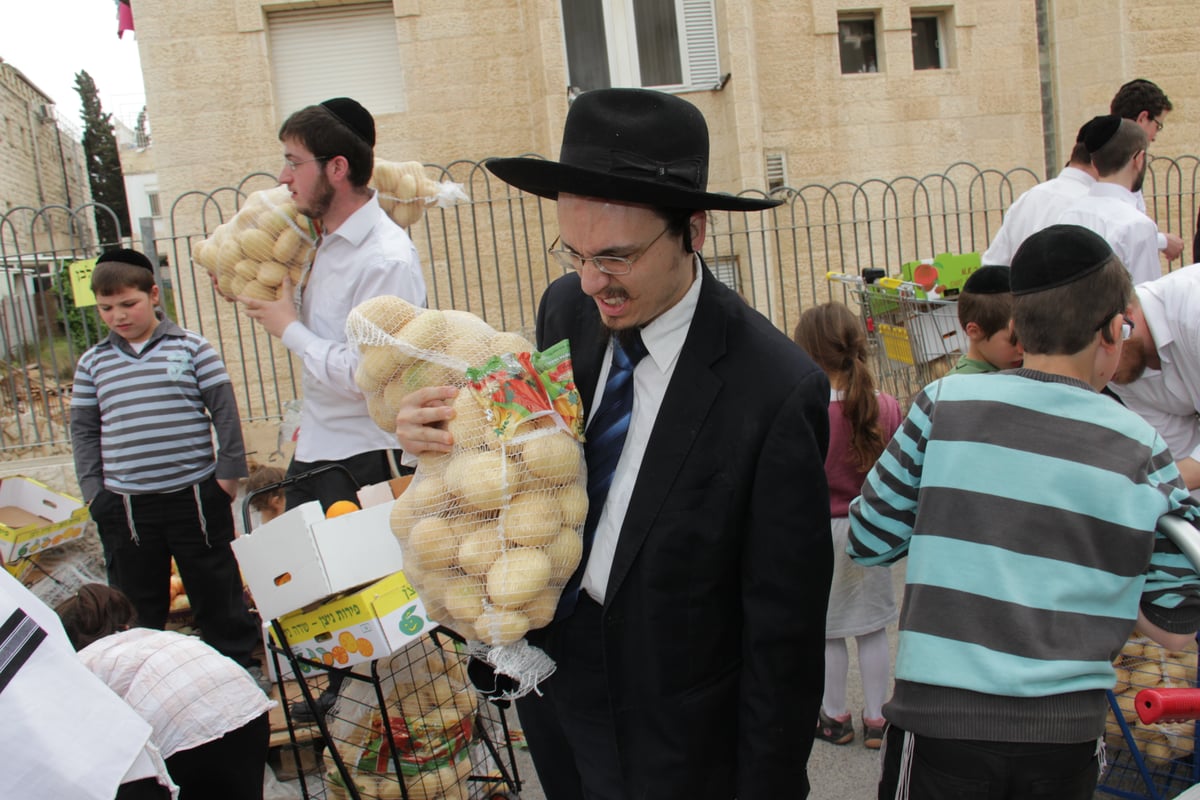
70, 248, 260, 671
850, 224, 1200, 798
947, 264, 1023, 375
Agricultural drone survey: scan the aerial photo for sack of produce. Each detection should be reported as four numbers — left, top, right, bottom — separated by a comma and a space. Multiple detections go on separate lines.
192, 185, 318, 301
1105, 632, 1199, 760
346, 297, 585, 657
324, 636, 477, 800
372, 159, 470, 229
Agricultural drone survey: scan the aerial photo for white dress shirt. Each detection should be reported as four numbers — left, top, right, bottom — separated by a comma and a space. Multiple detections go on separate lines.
1110, 266, 1200, 491
982, 167, 1095, 266
1058, 183, 1163, 285
581, 258, 702, 603
281, 191, 427, 462
1132, 189, 1170, 251
79, 628, 275, 758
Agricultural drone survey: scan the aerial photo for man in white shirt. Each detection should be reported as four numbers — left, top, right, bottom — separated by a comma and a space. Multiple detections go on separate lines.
1111, 264, 1200, 494
241, 97, 426, 509
981, 119, 1098, 266
1058, 116, 1161, 285
1110, 78, 1184, 260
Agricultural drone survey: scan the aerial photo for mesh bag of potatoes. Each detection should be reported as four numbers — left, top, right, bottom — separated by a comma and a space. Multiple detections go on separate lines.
347, 296, 586, 657
192, 184, 318, 302
324, 636, 478, 800
372, 159, 470, 229
1105, 632, 1199, 761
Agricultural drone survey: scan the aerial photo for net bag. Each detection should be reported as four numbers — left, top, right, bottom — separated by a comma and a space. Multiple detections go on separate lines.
372, 159, 470, 229
192, 185, 318, 301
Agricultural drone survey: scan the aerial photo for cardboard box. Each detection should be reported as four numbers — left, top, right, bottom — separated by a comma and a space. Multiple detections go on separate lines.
267, 570, 433, 674
355, 474, 412, 509
0, 476, 89, 565
232, 500, 405, 620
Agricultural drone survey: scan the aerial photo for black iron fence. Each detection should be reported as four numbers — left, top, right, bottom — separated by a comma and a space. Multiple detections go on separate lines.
1, 157, 1197, 456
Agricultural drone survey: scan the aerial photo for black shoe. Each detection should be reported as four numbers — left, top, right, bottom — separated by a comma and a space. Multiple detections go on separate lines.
289, 690, 336, 723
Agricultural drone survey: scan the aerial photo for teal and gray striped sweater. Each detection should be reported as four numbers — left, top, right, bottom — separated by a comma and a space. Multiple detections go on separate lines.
849, 369, 1200, 743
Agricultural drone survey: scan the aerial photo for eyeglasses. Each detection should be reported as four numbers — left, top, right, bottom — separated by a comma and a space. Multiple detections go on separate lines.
548, 226, 671, 276
282, 155, 328, 172
1096, 310, 1135, 341
1153, 118, 1165, 132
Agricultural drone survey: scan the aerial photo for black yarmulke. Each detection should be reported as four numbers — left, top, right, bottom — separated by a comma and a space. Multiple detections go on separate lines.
320, 97, 375, 147
1083, 114, 1121, 154
1010, 224, 1114, 296
962, 265, 1011, 295
97, 248, 154, 273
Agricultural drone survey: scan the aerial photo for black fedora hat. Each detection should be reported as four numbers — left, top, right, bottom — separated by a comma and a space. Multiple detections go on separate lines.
486, 88, 781, 212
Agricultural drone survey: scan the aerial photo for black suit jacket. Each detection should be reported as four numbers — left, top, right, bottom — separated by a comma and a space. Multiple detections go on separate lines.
534, 262, 833, 799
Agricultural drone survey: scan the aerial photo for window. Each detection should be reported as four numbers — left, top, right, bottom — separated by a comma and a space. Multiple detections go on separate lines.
562, 0, 721, 93
712, 255, 740, 293
765, 152, 787, 191
912, 14, 944, 69
268, 3, 406, 120
147, 192, 161, 218
838, 14, 879, 74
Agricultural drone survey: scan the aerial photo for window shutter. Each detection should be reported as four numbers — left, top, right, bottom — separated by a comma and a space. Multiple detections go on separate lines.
766, 152, 787, 190
268, 3, 406, 120
681, 0, 720, 89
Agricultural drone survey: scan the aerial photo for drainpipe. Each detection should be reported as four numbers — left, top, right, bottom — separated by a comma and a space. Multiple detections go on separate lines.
1035, 0, 1057, 179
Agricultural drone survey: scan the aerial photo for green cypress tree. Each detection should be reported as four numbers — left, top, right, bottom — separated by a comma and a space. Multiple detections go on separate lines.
74, 70, 131, 247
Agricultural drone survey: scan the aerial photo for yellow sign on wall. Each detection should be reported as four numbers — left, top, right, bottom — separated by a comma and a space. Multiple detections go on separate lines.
68, 258, 98, 308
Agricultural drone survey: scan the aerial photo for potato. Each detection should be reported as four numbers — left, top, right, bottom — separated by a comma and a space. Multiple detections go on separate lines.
272, 226, 304, 264
518, 432, 582, 485
229, 275, 250, 297
366, 395, 398, 432
456, 527, 504, 576
445, 449, 510, 511
408, 516, 460, 571
356, 345, 410, 394
255, 207, 290, 238
354, 295, 422, 335
396, 309, 448, 353
442, 575, 486, 623
474, 607, 531, 646
544, 527, 583, 583
490, 330, 535, 355
556, 483, 588, 528
487, 547, 552, 608
446, 389, 493, 450
218, 237, 242, 273
501, 492, 561, 547
399, 359, 463, 394
240, 280, 277, 302
256, 260, 287, 288
233, 258, 259, 282
238, 228, 276, 261
1114, 689, 1140, 723
523, 588, 560, 629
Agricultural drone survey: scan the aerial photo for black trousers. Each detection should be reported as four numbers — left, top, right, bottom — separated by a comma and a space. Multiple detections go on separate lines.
877, 724, 1100, 800
284, 449, 408, 512
91, 475, 260, 666
165, 711, 270, 800
516, 595, 626, 800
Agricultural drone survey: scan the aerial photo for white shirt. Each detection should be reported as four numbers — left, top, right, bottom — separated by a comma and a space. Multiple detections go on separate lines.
0, 573, 175, 800
1132, 189, 1170, 251
282, 191, 427, 461
982, 166, 1095, 266
1110, 266, 1200, 481
78, 628, 275, 758
581, 258, 702, 603
1058, 182, 1163, 285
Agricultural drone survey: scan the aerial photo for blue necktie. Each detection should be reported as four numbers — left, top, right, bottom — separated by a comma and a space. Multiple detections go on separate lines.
555, 332, 648, 620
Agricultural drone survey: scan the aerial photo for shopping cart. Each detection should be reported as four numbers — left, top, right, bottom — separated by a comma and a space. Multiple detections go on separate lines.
827, 272, 968, 407
1098, 515, 1200, 800
242, 466, 523, 800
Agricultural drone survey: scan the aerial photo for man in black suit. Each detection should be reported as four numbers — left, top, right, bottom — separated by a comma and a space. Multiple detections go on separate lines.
395, 88, 833, 799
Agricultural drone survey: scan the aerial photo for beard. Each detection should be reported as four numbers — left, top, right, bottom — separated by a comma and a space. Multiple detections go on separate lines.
1112, 335, 1150, 384
298, 173, 336, 221
1132, 160, 1148, 194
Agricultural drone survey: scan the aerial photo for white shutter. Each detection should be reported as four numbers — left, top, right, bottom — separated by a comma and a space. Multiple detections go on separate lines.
680, 0, 720, 89
268, 3, 406, 120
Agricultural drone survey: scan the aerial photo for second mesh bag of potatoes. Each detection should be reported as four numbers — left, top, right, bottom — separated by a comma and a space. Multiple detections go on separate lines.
346, 296, 586, 652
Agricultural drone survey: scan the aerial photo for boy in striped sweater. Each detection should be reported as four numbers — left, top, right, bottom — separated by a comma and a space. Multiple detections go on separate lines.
849, 224, 1200, 799
71, 249, 259, 668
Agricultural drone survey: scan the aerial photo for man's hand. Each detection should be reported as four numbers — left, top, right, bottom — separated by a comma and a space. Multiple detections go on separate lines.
1163, 233, 1185, 261
395, 385, 458, 455
216, 477, 239, 500
239, 276, 298, 338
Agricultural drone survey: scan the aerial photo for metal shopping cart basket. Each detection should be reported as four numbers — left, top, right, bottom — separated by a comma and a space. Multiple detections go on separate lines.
1097, 515, 1200, 800
243, 466, 523, 800
827, 272, 968, 407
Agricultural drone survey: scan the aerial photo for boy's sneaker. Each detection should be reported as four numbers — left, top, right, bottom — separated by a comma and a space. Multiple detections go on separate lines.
862, 714, 886, 750
816, 709, 854, 745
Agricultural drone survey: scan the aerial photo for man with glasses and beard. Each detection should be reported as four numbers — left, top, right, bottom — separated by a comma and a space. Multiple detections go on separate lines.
1110, 264, 1200, 496
1059, 115, 1161, 285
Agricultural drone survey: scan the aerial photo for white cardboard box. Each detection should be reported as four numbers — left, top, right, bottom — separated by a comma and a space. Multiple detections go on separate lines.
232, 500, 404, 620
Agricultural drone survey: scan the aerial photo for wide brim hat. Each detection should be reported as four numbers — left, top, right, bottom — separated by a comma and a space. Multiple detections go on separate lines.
486, 89, 781, 212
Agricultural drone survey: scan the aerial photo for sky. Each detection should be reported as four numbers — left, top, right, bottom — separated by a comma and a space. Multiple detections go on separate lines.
2, 1, 147, 138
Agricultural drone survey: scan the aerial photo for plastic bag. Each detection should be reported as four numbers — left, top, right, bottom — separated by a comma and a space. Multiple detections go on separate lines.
372, 159, 470, 229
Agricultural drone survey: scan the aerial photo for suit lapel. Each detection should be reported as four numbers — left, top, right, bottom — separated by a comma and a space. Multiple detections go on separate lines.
603, 265, 729, 604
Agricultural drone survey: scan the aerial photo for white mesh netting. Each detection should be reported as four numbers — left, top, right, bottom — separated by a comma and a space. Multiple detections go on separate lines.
192, 185, 318, 302
372, 159, 470, 229
346, 296, 586, 655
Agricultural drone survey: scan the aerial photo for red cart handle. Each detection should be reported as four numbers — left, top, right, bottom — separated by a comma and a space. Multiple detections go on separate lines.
1134, 687, 1200, 724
